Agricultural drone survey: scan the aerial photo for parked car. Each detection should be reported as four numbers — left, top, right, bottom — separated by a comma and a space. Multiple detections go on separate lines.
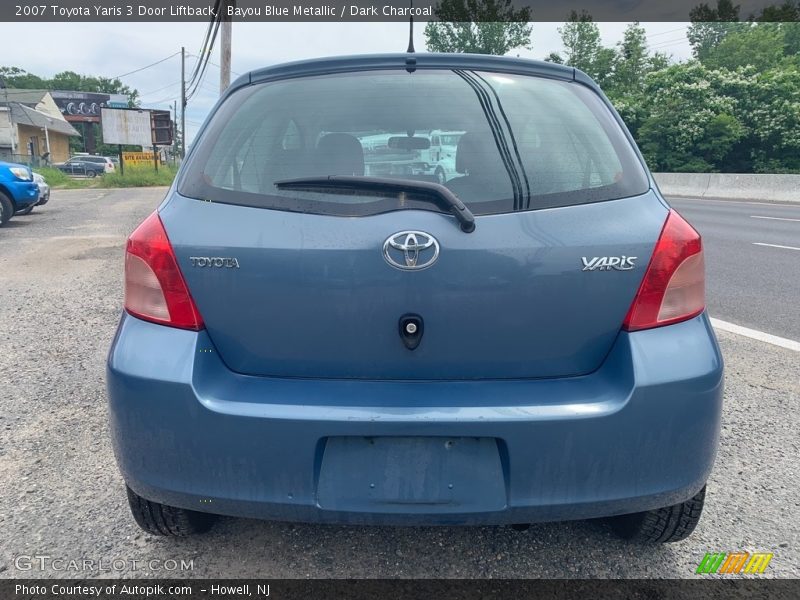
107, 54, 723, 542
0, 161, 39, 225
13, 171, 49, 215
33, 171, 50, 205
56, 155, 115, 178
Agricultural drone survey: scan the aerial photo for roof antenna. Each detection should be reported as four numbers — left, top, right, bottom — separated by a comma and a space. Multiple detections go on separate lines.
406, 0, 415, 53
405, 0, 417, 72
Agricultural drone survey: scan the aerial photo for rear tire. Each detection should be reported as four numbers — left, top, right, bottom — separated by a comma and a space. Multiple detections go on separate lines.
0, 192, 13, 226
609, 485, 706, 543
126, 485, 217, 536
87, 170, 97, 178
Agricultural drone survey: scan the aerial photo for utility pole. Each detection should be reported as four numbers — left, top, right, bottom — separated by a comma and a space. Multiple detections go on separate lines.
173, 100, 178, 165
220, 0, 234, 93
0, 76, 15, 156
180, 46, 186, 158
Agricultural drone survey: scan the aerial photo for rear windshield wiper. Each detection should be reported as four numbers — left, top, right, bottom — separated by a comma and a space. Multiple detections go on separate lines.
274, 175, 476, 233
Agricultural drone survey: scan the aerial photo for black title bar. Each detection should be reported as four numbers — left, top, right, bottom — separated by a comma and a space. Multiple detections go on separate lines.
1, 0, 792, 22
3, 579, 800, 600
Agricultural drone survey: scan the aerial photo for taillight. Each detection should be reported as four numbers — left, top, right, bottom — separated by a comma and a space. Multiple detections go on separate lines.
124, 211, 204, 330
623, 210, 705, 332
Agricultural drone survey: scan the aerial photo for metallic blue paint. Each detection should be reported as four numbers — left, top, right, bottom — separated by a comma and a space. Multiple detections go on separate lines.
107, 312, 722, 525
108, 54, 724, 526
159, 190, 667, 380
0, 161, 39, 210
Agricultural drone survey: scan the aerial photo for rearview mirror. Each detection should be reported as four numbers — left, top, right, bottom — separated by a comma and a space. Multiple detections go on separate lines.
388, 136, 430, 150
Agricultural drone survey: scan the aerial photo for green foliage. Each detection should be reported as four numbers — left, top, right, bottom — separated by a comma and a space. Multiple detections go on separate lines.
687, 0, 743, 60
704, 24, 788, 71
35, 167, 83, 188
0, 67, 139, 106
424, 0, 532, 55
556, 11, 601, 73
540, 5, 799, 174
102, 164, 177, 187
35, 165, 176, 189
634, 63, 800, 173
0, 66, 46, 88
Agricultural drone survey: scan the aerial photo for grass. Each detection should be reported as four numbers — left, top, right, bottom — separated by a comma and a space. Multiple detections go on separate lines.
36, 164, 177, 189
102, 164, 177, 187
36, 167, 90, 189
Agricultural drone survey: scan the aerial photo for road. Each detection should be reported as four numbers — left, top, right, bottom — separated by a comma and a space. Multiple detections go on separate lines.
0, 189, 798, 579
669, 197, 800, 341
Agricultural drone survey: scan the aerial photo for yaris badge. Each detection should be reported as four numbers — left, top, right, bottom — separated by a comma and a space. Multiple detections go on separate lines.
582, 256, 637, 271
383, 231, 439, 270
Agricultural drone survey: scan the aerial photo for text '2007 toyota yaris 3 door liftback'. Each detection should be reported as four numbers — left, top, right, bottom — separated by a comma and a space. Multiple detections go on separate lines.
107, 53, 723, 542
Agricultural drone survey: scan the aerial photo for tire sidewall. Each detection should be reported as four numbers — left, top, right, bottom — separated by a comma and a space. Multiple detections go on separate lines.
0, 192, 13, 225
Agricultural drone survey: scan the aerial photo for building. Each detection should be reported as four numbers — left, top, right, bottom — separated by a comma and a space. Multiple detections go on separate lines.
0, 89, 81, 164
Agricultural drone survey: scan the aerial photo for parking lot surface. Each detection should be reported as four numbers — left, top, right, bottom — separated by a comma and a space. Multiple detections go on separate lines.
1, 189, 798, 578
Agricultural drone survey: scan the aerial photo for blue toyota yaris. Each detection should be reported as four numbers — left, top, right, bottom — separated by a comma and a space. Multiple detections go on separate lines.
107, 53, 723, 542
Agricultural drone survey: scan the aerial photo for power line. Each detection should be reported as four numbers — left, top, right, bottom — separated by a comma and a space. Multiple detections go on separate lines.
649, 36, 692, 50
187, 17, 222, 101
186, 0, 222, 91
645, 25, 688, 40
149, 95, 181, 106
139, 82, 181, 97
113, 52, 181, 80
188, 53, 241, 77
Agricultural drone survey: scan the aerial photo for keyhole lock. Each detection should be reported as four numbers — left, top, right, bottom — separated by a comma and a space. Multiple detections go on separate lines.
399, 314, 424, 350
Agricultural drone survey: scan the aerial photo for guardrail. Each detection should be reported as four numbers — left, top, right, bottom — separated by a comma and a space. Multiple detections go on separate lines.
654, 173, 800, 203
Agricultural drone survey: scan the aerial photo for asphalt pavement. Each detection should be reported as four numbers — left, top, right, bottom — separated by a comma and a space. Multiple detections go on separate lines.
669, 197, 800, 341
0, 189, 798, 579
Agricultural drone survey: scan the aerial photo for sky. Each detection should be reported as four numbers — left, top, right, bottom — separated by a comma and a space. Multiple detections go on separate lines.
0, 22, 692, 143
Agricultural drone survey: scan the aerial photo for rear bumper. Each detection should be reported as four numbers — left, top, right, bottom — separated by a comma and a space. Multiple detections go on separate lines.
107, 313, 723, 526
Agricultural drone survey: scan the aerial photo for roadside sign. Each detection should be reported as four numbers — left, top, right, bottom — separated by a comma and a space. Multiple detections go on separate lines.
101, 108, 152, 147
122, 151, 159, 166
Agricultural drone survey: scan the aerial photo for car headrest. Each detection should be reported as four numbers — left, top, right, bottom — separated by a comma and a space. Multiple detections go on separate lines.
315, 133, 364, 177
455, 132, 500, 176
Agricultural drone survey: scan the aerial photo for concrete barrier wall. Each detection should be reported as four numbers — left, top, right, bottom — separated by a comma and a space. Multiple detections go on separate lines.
653, 173, 800, 203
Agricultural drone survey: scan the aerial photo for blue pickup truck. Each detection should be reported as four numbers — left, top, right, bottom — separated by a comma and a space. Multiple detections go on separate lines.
0, 161, 40, 226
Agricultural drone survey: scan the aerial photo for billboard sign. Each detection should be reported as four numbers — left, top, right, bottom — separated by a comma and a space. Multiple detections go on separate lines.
150, 110, 174, 146
51, 91, 111, 123
122, 151, 159, 166
108, 94, 129, 108
101, 108, 152, 147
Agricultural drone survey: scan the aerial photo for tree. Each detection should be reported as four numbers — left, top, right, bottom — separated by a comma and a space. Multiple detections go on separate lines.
687, 0, 743, 60
636, 64, 747, 172
0, 66, 46, 89
557, 11, 601, 71
704, 23, 787, 71
0, 67, 139, 106
550, 11, 612, 83
424, 0, 532, 55
613, 23, 652, 95
633, 61, 800, 173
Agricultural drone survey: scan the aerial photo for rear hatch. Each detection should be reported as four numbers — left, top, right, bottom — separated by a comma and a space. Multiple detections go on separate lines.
165, 60, 664, 380
161, 191, 666, 379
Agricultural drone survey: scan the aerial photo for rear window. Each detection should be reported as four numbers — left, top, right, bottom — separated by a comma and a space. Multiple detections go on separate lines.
180, 69, 649, 216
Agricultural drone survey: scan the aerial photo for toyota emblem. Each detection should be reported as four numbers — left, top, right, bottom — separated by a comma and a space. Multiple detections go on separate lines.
383, 231, 440, 270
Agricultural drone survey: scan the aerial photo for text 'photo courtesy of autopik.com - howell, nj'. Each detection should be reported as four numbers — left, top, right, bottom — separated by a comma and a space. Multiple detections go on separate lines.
1, 0, 799, 599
